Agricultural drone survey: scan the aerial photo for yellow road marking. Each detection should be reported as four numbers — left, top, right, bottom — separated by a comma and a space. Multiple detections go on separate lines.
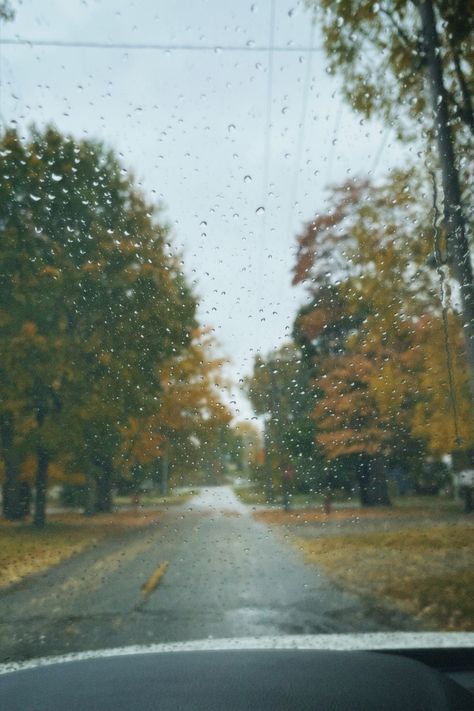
141, 561, 169, 597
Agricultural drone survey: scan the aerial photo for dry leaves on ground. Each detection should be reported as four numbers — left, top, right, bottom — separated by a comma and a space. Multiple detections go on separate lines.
0, 509, 161, 589
295, 525, 474, 631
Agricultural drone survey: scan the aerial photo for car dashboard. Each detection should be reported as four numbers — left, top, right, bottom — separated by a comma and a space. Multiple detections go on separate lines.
1, 642, 474, 710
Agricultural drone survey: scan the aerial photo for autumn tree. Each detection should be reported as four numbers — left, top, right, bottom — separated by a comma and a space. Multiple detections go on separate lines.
246, 342, 323, 498
120, 330, 232, 492
0, 126, 197, 523
410, 313, 474, 458
231, 421, 262, 476
291, 171, 467, 504
306, 0, 474, 397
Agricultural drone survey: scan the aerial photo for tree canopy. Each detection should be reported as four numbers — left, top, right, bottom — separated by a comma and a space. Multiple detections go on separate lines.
0, 126, 231, 523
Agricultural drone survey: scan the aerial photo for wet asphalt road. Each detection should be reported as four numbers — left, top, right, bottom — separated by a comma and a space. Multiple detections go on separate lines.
0, 486, 410, 663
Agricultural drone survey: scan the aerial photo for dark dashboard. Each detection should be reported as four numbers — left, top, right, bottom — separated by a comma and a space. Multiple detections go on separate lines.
1, 647, 473, 710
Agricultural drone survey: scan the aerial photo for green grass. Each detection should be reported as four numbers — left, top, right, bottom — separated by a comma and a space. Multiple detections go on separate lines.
236, 484, 462, 513
287, 491, 355, 507
391, 494, 459, 511
234, 485, 356, 508
114, 489, 194, 507
232, 486, 272, 506
145, 490, 195, 506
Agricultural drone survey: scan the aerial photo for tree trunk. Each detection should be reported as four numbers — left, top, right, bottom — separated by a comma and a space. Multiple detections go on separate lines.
95, 459, 113, 513
358, 454, 391, 506
19, 482, 32, 518
368, 454, 391, 506
462, 487, 473, 514
83, 472, 96, 516
0, 412, 23, 520
418, 0, 474, 401
264, 423, 275, 504
161, 452, 169, 496
282, 476, 290, 512
357, 456, 371, 506
33, 446, 49, 529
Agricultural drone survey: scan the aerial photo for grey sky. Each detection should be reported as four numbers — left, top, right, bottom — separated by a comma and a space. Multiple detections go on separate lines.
0, 0, 409, 420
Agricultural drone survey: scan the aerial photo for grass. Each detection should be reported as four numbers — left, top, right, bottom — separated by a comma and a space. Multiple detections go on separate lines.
0, 525, 100, 590
233, 485, 352, 508
287, 493, 326, 507
236, 482, 460, 513
232, 486, 270, 506
391, 494, 459, 511
0, 508, 162, 590
114, 489, 194, 508
252, 505, 450, 525
233, 486, 333, 507
295, 524, 474, 631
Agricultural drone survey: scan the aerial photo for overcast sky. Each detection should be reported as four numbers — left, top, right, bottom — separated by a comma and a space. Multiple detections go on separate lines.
0, 0, 408, 420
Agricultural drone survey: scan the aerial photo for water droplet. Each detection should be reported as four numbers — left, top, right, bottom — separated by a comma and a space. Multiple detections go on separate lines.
51, 173, 63, 182
29, 194, 41, 202
255, 206, 265, 215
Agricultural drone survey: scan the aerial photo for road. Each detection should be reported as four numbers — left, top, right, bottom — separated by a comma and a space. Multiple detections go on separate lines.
0, 486, 411, 662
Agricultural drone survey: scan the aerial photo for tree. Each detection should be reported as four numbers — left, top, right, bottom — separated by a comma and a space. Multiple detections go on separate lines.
120, 330, 232, 492
306, 0, 474, 399
0, 126, 197, 523
291, 171, 467, 503
0, 2, 14, 22
410, 313, 474, 457
246, 342, 322, 499
0, 127, 71, 519
231, 421, 262, 476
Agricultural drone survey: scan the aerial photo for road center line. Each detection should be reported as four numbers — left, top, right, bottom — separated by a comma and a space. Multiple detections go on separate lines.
141, 562, 169, 598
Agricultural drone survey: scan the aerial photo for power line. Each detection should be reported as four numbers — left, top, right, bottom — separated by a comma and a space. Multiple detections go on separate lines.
325, 97, 343, 186
286, 21, 316, 244
261, 0, 276, 248
370, 127, 391, 174
0, 37, 324, 52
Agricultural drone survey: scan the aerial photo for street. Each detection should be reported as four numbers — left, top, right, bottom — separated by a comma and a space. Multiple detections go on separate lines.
0, 487, 411, 662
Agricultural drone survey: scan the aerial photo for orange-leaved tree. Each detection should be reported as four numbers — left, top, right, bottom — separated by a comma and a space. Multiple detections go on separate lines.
291, 170, 466, 503
120, 329, 232, 492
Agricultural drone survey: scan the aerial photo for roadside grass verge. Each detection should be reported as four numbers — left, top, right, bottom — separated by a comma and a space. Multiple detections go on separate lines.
391, 495, 459, 511
114, 489, 194, 508
234, 486, 350, 508
238, 486, 459, 513
0, 508, 161, 590
233, 486, 270, 506
294, 525, 474, 632
252, 505, 451, 525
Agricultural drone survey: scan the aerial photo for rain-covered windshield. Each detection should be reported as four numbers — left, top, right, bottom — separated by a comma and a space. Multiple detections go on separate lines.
0, 0, 473, 663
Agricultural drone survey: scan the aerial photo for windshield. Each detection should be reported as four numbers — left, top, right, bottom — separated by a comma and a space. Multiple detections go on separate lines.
0, 0, 473, 664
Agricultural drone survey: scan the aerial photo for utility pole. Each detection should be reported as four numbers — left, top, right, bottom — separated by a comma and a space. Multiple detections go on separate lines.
264, 418, 275, 503
161, 447, 169, 497
417, 0, 474, 401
